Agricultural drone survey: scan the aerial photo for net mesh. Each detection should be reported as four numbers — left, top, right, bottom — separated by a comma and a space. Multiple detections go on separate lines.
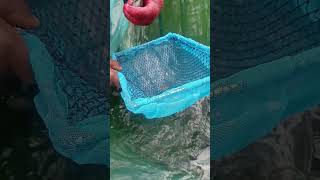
28, 0, 108, 91
116, 36, 209, 99
212, 0, 320, 81
113, 33, 210, 119
24, 0, 109, 165
212, 0, 320, 159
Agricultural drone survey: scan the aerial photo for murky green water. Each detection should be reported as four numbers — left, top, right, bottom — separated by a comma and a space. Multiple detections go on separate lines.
110, 1, 210, 179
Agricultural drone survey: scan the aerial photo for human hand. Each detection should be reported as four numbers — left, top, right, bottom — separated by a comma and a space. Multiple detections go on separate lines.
123, 0, 164, 26
0, 0, 39, 28
0, 0, 39, 85
110, 60, 122, 90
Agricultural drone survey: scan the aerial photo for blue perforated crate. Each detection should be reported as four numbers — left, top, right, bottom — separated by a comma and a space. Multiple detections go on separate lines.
112, 33, 210, 119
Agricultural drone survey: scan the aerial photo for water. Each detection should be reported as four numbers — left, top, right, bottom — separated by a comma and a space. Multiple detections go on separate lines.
110, 97, 210, 179
110, 0, 210, 179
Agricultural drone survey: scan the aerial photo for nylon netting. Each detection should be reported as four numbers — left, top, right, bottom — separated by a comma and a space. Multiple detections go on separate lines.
212, 0, 320, 81
116, 36, 209, 99
212, 0, 320, 160
24, 0, 109, 165
112, 33, 210, 119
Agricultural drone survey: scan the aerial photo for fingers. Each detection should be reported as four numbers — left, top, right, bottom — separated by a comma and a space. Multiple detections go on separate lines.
123, 0, 163, 26
110, 60, 122, 71
0, 19, 11, 73
110, 60, 121, 90
8, 34, 35, 84
110, 68, 120, 90
6, 13, 40, 29
1, 0, 40, 29
0, 18, 34, 84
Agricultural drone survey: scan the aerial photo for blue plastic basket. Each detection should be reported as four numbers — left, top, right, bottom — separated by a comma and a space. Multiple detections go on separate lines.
112, 33, 210, 119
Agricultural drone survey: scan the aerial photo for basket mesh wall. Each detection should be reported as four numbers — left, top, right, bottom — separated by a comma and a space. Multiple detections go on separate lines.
116, 37, 209, 99
24, 0, 109, 165
113, 33, 210, 119
212, 0, 320, 160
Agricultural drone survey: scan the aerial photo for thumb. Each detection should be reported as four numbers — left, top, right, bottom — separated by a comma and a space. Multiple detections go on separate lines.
5, 13, 40, 29
110, 60, 122, 71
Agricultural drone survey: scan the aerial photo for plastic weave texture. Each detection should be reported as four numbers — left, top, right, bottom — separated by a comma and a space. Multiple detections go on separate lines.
24, 0, 109, 165
112, 33, 210, 119
212, 0, 320, 160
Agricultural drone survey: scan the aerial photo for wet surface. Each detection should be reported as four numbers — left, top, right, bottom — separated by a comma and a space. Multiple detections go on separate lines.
111, 96, 210, 179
